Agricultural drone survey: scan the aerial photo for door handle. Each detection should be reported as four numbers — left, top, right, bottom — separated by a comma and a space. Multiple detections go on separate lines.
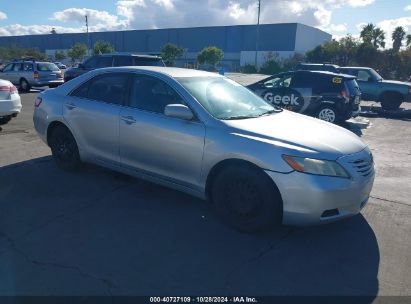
121, 115, 136, 124
65, 103, 77, 110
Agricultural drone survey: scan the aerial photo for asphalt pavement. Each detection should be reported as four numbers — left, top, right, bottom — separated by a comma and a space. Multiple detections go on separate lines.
0, 90, 410, 297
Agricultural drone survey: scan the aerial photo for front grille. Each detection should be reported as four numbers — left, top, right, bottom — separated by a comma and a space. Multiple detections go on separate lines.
349, 154, 374, 177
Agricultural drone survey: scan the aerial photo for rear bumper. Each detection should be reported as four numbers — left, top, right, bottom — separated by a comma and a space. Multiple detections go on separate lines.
32, 80, 64, 87
265, 167, 375, 226
0, 96, 22, 117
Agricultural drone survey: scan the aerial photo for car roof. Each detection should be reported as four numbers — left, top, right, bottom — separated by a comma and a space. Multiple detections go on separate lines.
297, 63, 339, 67
293, 70, 356, 79
339, 67, 370, 70
95, 66, 222, 78
98, 52, 161, 59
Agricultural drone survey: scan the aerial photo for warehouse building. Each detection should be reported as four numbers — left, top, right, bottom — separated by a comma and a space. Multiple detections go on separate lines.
0, 23, 330, 70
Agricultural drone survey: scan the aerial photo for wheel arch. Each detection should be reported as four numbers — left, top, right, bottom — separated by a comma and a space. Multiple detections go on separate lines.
378, 90, 405, 102
46, 120, 72, 146
205, 158, 283, 205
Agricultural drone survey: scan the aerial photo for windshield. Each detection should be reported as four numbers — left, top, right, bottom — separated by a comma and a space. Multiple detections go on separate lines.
369, 68, 383, 81
37, 63, 60, 72
177, 77, 279, 120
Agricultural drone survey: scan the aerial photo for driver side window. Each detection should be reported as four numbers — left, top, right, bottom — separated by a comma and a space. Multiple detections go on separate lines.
357, 70, 371, 82
128, 75, 185, 114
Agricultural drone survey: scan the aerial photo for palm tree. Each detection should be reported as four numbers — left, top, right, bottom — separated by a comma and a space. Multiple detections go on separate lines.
392, 26, 406, 52
360, 23, 375, 45
360, 23, 386, 49
372, 28, 385, 48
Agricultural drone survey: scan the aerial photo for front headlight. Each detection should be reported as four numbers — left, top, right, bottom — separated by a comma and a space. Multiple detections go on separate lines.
282, 155, 351, 178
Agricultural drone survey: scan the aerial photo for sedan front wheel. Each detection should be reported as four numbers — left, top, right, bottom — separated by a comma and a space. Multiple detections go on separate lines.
211, 164, 282, 233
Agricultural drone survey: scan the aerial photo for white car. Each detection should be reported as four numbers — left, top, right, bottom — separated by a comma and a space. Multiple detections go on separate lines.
0, 79, 22, 125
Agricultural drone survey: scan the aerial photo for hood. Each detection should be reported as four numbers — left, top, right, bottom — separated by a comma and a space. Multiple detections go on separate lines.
224, 110, 366, 159
382, 79, 411, 87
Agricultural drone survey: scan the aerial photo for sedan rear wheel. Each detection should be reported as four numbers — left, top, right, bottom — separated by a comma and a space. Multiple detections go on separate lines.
212, 164, 282, 233
49, 125, 81, 170
0, 115, 11, 125
19, 79, 31, 93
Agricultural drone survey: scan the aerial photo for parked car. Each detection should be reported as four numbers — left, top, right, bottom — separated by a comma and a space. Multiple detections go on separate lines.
54, 62, 67, 69
295, 63, 340, 73
247, 70, 361, 124
33, 67, 374, 232
0, 59, 63, 92
0, 79, 21, 125
339, 67, 411, 110
63, 53, 165, 82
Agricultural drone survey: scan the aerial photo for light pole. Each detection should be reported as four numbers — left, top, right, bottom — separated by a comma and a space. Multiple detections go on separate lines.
85, 15, 91, 55
254, 0, 261, 68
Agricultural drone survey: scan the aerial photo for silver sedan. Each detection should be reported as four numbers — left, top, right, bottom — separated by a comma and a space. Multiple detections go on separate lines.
33, 67, 375, 233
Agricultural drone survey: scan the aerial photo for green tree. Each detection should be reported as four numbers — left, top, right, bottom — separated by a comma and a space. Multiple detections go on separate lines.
55, 50, 66, 61
160, 43, 185, 66
392, 26, 406, 53
406, 34, 411, 49
197, 46, 224, 67
360, 23, 385, 49
93, 40, 114, 55
67, 43, 87, 63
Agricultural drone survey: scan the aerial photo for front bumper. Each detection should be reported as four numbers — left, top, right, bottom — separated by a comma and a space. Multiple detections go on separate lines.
265, 155, 375, 226
0, 96, 22, 117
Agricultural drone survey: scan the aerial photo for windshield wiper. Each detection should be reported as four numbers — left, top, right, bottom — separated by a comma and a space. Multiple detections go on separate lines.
221, 115, 256, 120
257, 109, 281, 117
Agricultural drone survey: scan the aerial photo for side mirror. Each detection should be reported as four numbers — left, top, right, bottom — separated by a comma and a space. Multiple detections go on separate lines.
78, 63, 85, 69
164, 104, 194, 120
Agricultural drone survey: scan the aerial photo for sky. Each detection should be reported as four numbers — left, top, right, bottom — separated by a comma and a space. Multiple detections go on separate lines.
0, 0, 410, 48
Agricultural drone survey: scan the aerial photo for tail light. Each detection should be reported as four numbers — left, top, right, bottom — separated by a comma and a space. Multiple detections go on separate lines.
57, 73, 63, 79
341, 90, 348, 98
33, 71, 39, 79
34, 96, 42, 108
0, 85, 18, 94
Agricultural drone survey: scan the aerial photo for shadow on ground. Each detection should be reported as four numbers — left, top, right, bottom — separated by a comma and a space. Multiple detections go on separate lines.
360, 105, 411, 121
0, 156, 380, 299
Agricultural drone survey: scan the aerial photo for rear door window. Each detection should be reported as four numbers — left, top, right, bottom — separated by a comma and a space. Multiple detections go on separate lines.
290, 72, 316, 88
133, 57, 164, 67
71, 73, 129, 105
113, 56, 133, 66
12, 63, 22, 72
95, 56, 113, 68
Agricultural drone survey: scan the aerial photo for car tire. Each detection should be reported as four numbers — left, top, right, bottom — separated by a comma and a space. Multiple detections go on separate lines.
315, 104, 341, 124
49, 125, 81, 170
19, 78, 31, 93
0, 115, 11, 125
380, 92, 403, 111
211, 164, 282, 233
